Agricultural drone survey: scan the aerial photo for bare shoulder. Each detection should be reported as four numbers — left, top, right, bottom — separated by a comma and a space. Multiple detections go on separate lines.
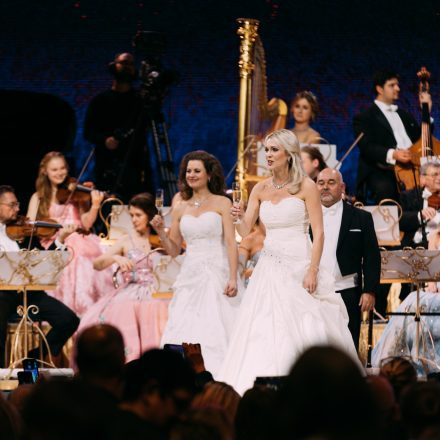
309, 128, 321, 142
214, 195, 232, 210
171, 192, 183, 208
299, 177, 317, 198
29, 192, 39, 203
172, 199, 188, 218
251, 178, 271, 199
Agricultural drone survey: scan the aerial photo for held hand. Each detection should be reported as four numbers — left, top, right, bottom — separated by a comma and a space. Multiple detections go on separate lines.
230, 202, 243, 223
302, 269, 317, 294
90, 189, 105, 207
422, 207, 437, 221
224, 278, 238, 297
359, 293, 375, 312
149, 214, 165, 234
58, 224, 78, 243
393, 149, 412, 164
419, 91, 432, 113
427, 282, 438, 293
113, 255, 134, 272
105, 136, 119, 150
182, 343, 206, 373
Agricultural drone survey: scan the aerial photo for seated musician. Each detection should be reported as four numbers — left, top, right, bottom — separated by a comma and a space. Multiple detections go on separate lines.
400, 162, 440, 247
0, 185, 79, 367
77, 193, 170, 362
353, 70, 432, 203
300, 146, 327, 182
290, 91, 321, 144
27, 151, 114, 317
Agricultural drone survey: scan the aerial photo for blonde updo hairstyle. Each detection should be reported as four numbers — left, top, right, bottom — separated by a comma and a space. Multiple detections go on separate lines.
264, 129, 306, 195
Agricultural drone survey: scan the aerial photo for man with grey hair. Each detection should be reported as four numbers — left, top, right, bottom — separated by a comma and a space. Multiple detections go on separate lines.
399, 161, 440, 247
316, 168, 381, 348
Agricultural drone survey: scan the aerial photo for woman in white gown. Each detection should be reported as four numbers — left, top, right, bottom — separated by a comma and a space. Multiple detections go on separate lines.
218, 129, 360, 395
150, 151, 241, 376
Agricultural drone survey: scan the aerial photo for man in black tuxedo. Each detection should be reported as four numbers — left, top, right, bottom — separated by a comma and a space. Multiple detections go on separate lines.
316, 169, 381, 348
84, 52, 154, 202
0, 185, 80, 366
399, 161, 440, 248
353, 70, 432, 203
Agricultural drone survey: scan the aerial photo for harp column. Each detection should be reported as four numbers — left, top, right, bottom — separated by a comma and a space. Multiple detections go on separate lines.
236, 18, 259, 196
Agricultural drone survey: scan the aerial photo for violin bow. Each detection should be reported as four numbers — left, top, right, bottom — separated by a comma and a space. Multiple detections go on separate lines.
59, 148, 96, 221
334, 133, 364, 170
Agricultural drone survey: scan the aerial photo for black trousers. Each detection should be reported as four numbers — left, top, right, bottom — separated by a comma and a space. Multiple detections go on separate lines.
337, 287, 362, 350
0, 290, 79, 367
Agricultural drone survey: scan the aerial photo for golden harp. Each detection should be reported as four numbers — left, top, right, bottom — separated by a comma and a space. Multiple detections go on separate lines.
236, 18, 288, 199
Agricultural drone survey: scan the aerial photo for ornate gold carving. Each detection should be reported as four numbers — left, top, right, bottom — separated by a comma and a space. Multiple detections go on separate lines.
237, 18, 259, 79
98, 197, 124, 240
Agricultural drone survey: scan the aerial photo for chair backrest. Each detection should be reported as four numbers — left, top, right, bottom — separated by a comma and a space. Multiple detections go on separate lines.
109, 205, 172, 240
355, 202, 401, 246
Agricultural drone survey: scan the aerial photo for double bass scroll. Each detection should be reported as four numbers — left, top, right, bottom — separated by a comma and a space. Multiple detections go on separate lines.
394, 67, 440, 191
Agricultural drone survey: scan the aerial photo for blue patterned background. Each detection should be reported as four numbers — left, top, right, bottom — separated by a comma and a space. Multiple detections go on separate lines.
1, 0, 439, 202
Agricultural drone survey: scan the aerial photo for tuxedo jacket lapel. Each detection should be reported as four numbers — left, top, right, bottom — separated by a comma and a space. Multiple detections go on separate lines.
336, 202, 353, 253
372, 104, 394, 138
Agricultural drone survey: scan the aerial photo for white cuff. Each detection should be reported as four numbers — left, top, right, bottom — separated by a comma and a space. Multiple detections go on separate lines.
54, 239, 67, 250
427, 212, 440, 227
414, 231, 422, 244
386, 148, 396, 165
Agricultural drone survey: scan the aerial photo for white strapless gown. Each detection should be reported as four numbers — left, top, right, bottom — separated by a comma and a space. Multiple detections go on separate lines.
217, 197, 360, 394
160, 212, 242, 376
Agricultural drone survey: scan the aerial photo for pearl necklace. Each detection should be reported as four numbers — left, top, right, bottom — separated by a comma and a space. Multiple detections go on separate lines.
272, 178, 289, 190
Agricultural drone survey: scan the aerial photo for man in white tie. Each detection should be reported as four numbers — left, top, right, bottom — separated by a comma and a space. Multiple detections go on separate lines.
400, 162, 440, 247
353, 70, 432, 203
316, 168, 380, 349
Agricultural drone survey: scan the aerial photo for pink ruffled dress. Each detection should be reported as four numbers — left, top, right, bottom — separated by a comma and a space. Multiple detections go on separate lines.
41, 202, 115, 316
77, 248, 170, 361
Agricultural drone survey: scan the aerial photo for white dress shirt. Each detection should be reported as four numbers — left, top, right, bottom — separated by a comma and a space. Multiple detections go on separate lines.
0, 223, 20, 251
374, 99, 413, 165
321, 200, 358, 291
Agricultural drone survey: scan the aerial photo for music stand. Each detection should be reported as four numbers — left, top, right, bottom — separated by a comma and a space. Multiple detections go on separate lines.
0, 249, 71, 369
379, 249, 440, 367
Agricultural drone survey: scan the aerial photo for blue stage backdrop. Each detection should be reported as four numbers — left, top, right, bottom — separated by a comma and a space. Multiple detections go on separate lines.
1, 0, 439, 201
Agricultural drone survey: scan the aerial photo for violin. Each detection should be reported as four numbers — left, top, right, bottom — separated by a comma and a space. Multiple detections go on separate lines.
6, 216, 63, 241
6, 215, 91, 241
56, 177, 108, 205
428, 193, 440, 210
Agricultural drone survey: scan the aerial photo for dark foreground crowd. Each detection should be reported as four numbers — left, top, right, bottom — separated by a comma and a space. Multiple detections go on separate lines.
1, 324, 440, 440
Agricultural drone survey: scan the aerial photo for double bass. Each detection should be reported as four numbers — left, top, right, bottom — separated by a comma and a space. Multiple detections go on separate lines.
394, 67, 440, 191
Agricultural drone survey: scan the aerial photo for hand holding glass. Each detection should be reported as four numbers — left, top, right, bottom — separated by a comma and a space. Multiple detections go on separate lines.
155, 189, 164, 215
232, 182, 242, 225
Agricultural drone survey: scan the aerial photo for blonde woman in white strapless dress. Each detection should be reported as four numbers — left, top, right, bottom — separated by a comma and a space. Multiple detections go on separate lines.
217, 129, 360, 395
150, 150, 242, 377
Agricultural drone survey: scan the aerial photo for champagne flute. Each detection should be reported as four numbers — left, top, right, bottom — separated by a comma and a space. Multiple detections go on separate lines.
155, 188, 164, 216
232, 182, 242, 225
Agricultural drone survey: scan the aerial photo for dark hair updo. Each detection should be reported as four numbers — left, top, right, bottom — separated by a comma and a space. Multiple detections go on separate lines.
128, 193, 158, 220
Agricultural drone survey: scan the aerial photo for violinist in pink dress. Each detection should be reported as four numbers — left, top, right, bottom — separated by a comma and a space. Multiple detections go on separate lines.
27, 151, 114, 316
78, 193, 170, 361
